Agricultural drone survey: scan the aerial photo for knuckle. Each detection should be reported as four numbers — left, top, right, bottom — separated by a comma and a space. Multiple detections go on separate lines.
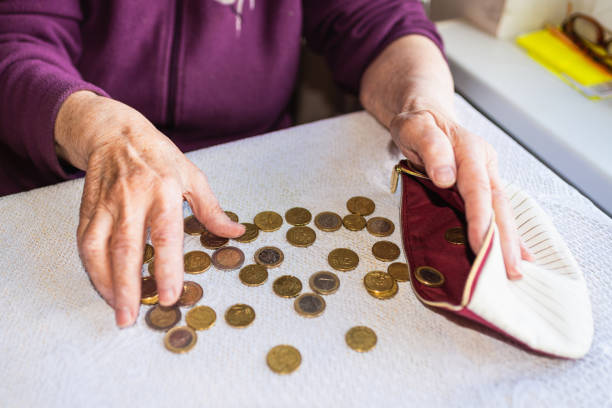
150, 227, 182, 247
109, 235, 140, 256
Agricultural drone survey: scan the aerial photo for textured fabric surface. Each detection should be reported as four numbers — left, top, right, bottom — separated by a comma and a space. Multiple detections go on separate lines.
0, 95, 610, 407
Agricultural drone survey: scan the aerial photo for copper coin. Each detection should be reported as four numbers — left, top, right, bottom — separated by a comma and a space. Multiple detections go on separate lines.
285, 207, 312, 226
314, 212, 342, 232
143, 243, 154, 264
145, 305, 182, 331
200, 230, 229, 249
233, 223, 259, 243
343, 214, 366, 231
212, 246, 245, 270
309, 271, 340, 295
346, 196, 375, 216
294, 293, 326, 318
366, 217, 395, 237
184, 215, 206, 235
183, 250, 211, 274
388, 262, 410, 282
164, 326, 197, 353
254, 246, 284, 268
371, 241, 401, 262
414, 266, 445, 287
445, 227, 466, 245
225, 211, 239, 222
141, 276, 158, 305
177, 281, 203, 307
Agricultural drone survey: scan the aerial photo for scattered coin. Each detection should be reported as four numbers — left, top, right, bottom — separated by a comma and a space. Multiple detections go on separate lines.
225, 304, 256, 328
387, 262, 410, 282
266, 345, 301, 375
342, 214, 366, 231
239, 264, 268, 286
234, 223, 259, 243
345, 326, 377, 352
200, 230, 229, 250
285, 207, 312, 226
314, 211, 342, 232
294, 293, 326, 318
309, 271, 340, 295
254, 211, 283, 232
141, 276, 159, 305
445, 227, 466, 245
364, 271, 398, 300
328, 248, 359, 272
225, 211, 239, 223
414, 266, 445, 287
184, 215, 206, 235
148, 260, 155, 276
143, 243, 154, 264
186, 305, 216, 331
347, 196, 375, 216
286, 226, 316, 247
212, 246, 245, 270
366, 217, 395, 237
372, 241, 401, 262
145, 305, 182, 331
272, 275, 302, 298
183, 250, 211, 274
177, 281, 203, 307
164, 326, 197, 353
254, 246, 284, 268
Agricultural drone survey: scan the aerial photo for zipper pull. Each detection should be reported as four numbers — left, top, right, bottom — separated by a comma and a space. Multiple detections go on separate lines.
390, 164, 401, 194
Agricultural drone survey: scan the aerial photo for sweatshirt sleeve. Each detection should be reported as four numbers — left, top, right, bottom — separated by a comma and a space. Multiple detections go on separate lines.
302, 0, 444, 94
0, 1, 109, 187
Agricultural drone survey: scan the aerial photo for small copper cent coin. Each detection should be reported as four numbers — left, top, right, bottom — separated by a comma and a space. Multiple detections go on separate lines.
314, 211, 342, 232
309, 271, 340, 295
212, 246, 245, 270
372, 241, 401, 262
346, 196, 375, 216
267, 345, 302, 375
225, 211, 239, 222
273, 275, 302, 298
145, 305, 182, 331
343, 214, 366, 231
239, 264, 268, 286
286, 226, 316, 247
141, 276, 159, 305
233, 223, 259, 243
143, 243, 154, 264
328, 248, 359, 272
225, 304, 256, 328
445, 227, 466, 245
346, 326, 377, 352
294, 293, 326, 318
183, 250, 211, 274
186, 305, 217, 331
177, 281, 203, 307
184, 215, 206, 235
164, 326, 197, 353
200, 230, 229, 250
254, 246, 284, 268
253, 211, 283, 232
414, 266, 445, 287
285, 207, 312, 226
387, 262, 410, 282
366, 217, 395, 237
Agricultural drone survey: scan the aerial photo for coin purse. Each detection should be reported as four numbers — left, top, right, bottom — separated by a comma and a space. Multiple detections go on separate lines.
391, 160, 593, 359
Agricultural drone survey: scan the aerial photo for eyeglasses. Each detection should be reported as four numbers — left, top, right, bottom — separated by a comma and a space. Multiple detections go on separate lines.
562, 13, 612, 71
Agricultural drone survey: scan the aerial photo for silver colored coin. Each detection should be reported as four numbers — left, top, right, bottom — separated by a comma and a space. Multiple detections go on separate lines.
309, 271, 340, 295
294, 293, 326, 317
254, 246, 284, 268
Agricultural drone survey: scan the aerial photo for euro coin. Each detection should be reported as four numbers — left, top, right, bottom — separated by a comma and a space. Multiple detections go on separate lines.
367, 280, 398, 300
225, 304, 256, 328
143, 243, 154, 264
363, 271, 395, 294
141, 276, 158, 305
445, 227, 466, 245
387, 262, 410, 282
148, 260, 155, 276
164, 326, 197, 353
177, 281, 203, 307
309, 271, 340, 295
272, 275, 302, 298
234, 222, 259, 243
186, 305, 216, 331
254, 246, 284, 268
200, 230, 229, 249
366, 217, 395, 237
414, 266, 445, 287
328, 248, 359, 272
286, 226, 316, 247
145, 305, 181, 331
212, 246, 245, 270
345, 326, 377, 352
239, 264, 268, 286
183, 250, 211, 274
342, 214, 366, 231
254, 211, 283, 232
225, 211, 239, 222
294, 293, 326, 318
285, 207, 312, 226
266, 345, 301, 375
346, 196, 375, 216
372, 241, 401, 262
314, 211, 342, 232
184, 215, 206, 235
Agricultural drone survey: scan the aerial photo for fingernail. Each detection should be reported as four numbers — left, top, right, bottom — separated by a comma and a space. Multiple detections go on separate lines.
115, 307, 133, 328
158, 287, 175, 305
434, 166, 455, 186
508, 266, 523, 281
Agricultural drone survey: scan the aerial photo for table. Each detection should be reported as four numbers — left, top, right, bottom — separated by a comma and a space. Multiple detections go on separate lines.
437, 20, 612, 216
0, 95, 610, 407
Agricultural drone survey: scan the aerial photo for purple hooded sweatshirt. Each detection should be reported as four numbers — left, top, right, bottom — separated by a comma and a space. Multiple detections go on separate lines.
0, 0, 442, 196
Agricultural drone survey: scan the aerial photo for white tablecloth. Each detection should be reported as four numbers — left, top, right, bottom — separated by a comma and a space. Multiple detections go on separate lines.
0, 96, 610, 407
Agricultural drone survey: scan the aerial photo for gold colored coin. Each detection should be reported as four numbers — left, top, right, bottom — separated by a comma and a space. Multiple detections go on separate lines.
266, 345, 301, 375
346, 196, 375, 216
145, 305, 181, 331
183, 250, 211, 274
367, 281, 398, 300
184, 215, 206, 235
286, 226, 316, 247
177, 281, 203, 307
239, 264, 268, 286
225, 304, 256, 328
148, 260, 155, 276
225, 211, 239, 222
372, 241, 401, 262
328, 248, 359, 272
414, 266, 445, 287
342, 214, 366, 231
445, 227, 466, 245
164, 326, 197, 353
314, 211, 342, 232
143, 243, 154, 264
309, 271, 340, 295
272, 275, 302, 298
254, 246, 284, 268
234, 223, 259, 243
253, 211, 283, 232
294, 293, 326, 318
186, 305, 216, 331
200, 230, 229, 250
363, 271, 395, 293
366, 217, 395, 237
387, 262, 410, 282
345, 326, 377, 352
141, 276, 158, 305
285, 207, 312, 226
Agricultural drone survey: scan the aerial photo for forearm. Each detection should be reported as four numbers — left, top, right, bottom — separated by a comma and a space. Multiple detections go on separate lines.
359, 34, 454, 128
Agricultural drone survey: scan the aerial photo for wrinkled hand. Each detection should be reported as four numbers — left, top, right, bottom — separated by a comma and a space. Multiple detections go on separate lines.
55, 91, 245, 327
389, 107, 533, 279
